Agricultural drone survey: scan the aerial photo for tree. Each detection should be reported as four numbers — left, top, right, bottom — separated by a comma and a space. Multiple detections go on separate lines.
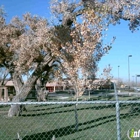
0, 68, 9, 85
83, 0, 140, 31
0, 67, 9, 101
0, 12, 58, 116
50, 0, 140, 98
99, 64, 113, 89
50, 0, 114, 98
102, 64, 113, 80
51, 0, 140, 31
1, 0, 140, 116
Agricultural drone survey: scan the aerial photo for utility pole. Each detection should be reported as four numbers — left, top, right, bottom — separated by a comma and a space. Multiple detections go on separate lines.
128, 55, 132, 89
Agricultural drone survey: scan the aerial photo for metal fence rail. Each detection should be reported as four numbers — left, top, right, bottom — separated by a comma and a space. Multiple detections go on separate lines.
0, 100, 140, 140
0, 83, 140, 140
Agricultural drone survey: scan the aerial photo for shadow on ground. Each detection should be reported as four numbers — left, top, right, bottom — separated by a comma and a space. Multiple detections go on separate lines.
21, 104, 117, 117
22, 111, 140, 140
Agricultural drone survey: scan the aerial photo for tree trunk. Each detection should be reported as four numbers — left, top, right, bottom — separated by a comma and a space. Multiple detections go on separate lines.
35, 78, 49, 102
8, 75, 38, 117
12, 73, 24, 95
75, 84, 85, 97
36, 87, 48, 101
8, 61, 52, 117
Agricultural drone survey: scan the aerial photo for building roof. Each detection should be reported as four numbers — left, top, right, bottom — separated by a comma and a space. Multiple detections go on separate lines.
46, 82, 63, 87
1, 80, 63, 87
5, 81, 14, 86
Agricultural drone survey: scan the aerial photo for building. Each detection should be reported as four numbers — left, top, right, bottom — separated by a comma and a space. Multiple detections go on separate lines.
0, 80, 15, 102
46, 82, 64, 92
0, 80, 64, 101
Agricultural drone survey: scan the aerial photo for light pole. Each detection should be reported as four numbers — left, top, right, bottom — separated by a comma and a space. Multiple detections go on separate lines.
118, 66, 120, 80
132, 76, 135, 86
136, 75, 140, 87
128, 55, 132, 89
136, 75, 137, 87
118, 65, 120, 87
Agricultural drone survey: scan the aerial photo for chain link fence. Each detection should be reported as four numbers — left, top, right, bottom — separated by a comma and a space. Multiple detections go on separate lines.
0, 100, 140, 140
0, 83, 140, 140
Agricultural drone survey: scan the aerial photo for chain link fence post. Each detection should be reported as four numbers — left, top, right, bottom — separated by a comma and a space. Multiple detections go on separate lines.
114, 83, 121, 140
74, 104, 79, 131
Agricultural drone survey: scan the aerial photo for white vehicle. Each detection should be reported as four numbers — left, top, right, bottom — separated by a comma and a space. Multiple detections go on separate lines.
136, 88, 140, 92
133, 87, 140, 92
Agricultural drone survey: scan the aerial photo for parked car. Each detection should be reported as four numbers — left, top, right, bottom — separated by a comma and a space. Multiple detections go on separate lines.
132, 87, 140, 92
136, 88, 140, 92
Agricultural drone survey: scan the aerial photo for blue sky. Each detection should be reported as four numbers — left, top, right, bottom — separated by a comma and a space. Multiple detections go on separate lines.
101, 22, 140, 82
1, 0, 140, 83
